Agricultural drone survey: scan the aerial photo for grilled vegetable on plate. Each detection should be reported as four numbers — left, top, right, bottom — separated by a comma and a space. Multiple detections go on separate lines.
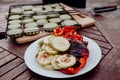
50, 36, 70, 52
35, 26, 90, 75
55, 54, 76, 69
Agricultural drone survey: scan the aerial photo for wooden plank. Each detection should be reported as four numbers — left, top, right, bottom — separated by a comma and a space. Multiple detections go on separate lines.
100, 47, 110, 55
93, 16, 120, 48
0, 19, 6, 24
14, 69, 33, 80
0, 27, 6, 32
0, 54, 16, 66
0, 51, 10, 59
0, 58, 23, 76
0, 38, 31, 59
30, 75, 51, 80
87, 48, 120, 80
0, 47, 4, 52
101, 54, 105, 59
93, 39, 112, 49
80, 31, 107, 42
0, 23, 6, 28
71, 14, 95, 28
81, 28, 102, 36
87, 26, 98, 31
1, 63, 28, 80
16, 33, 52, 44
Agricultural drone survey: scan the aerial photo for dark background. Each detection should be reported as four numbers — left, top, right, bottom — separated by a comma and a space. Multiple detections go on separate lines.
43, 0, 86, 8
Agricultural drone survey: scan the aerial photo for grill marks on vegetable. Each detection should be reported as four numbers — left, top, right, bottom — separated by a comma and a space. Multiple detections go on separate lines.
61, 54, 71, 63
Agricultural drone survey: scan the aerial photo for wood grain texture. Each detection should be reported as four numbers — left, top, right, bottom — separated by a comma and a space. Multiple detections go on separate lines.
80, 31, 107, 42
0, 38, 30, 58
0, 54, 16, 66
100, 47, 110, 55
0, 51, 10, 59
86, 48, 120, 80
0, 47, 4, 52
0, 0, 120, 80
93, 16, 120, 48
0, 58, 23, 76
14, 69, 33, 80
81, 28, 102, 36
1, 63, 28, 80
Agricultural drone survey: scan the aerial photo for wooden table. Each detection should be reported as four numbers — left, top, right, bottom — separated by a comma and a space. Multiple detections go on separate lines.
0, 1, 120, 80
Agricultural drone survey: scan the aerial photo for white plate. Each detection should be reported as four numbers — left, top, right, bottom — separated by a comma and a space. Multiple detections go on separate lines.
24, 35, 102, 78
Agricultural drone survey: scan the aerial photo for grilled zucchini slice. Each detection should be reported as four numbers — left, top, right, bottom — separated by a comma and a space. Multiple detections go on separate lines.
55, 54, 76, 69
36, 53, 53, 66
51, 55, 61, 69
45, 45, 58, 55
51, 36, 70, 52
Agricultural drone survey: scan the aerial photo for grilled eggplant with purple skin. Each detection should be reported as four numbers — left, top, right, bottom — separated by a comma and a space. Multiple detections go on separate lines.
68, 38, 89, 57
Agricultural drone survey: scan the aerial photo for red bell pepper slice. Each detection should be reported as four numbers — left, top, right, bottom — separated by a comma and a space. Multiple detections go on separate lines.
53, 26, 77, 38
70, 30, 77, 36
72, 34, 83, 42
53, 27, 63, 36
63, 26, 76, 32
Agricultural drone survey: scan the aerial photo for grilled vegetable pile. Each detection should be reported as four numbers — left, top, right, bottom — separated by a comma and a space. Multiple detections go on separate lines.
35, 26, 89, 74
7, 3, 78, 38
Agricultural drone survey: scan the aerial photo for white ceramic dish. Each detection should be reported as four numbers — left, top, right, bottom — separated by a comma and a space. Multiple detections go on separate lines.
24, 35, 102, 78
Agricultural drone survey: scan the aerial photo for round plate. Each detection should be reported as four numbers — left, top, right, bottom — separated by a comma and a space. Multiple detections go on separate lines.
24, 35, 102, 78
